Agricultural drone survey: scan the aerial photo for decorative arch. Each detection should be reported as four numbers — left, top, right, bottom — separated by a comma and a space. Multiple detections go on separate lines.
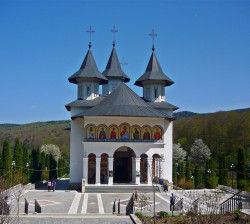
100, 153, 109, 184
120, 123, 130, 140
85, 124, 96, 139
140, 153, 148, 183
152, 125, 163, 140
141, 125, 152, 140
97, 124, 108, 139
130, 125, 141, 140
113, 146, 136, 158
88, 153, 96, 184
108, 124, 119, 140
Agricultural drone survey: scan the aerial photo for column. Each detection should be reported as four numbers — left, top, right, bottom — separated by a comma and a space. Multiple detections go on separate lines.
160, 158, 165, 179
96, 157, 101, 185
83, 157, 88, 183
132, 158, 136, 183
136, 157, 140, 185
147, 158, 153, 185
108, 157, 114, 185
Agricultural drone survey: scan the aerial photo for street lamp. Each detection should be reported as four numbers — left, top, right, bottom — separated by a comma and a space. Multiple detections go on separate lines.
12, 161, 15, 185
230, 164, 235, 188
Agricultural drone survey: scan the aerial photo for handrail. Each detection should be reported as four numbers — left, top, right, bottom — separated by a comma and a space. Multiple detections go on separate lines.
219, 191, 242, 206
126, 193, 135, 215
219, 191, 242, 214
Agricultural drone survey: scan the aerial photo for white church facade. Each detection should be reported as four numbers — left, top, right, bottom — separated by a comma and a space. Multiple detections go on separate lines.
66, 32, 178, 189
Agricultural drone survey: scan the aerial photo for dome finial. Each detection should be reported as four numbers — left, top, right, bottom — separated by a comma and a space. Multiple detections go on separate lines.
86, 25, 95, 48
110, 25, 118, 47
149, 29, 157, 52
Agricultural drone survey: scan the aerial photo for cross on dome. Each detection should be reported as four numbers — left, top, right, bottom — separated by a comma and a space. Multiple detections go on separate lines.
110, 25, 118, 47
86, 25, 95, 48
149, 29, 157, 52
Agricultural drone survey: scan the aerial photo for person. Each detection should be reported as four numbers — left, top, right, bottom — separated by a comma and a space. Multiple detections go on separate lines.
133, 128, 140, 139
120, 126, 129, 140
110, 128, 117, 139
134, 188, 138, 201
88, 127, 95, 139
154, 128, 161, 140
170, 193, 176, 212
143, 128, 150, 140
47, 180, 51, 192
99, 128, 106, 139
52, 179, 56, 192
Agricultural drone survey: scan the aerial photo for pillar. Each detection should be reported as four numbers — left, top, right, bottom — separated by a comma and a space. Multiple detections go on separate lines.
160, 158, 165, 179
136, 157, 140, 185
96, 157, 101, 185
83, 157, 88, 183
147, 158, 153, 185
132, 158, 136, 183
108, 157, 113, 185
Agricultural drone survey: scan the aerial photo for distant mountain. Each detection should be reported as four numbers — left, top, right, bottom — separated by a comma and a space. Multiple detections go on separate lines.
174, 111, 199, 119
0, 124, 20, 128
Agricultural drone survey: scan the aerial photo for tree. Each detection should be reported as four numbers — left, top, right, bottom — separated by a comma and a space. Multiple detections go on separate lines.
2, 140, 12, 186
173, 143, 186, 162
30, 148, 41, 183
218, 152, 228, 185
41, 144, 61, 162
190, 139, 211, 167
185, 161, 191, 182
49, 154, 57, 180
172, 163, 177, 185
22, 144, 30, 183
204, 158, 217, 189
194, 164, 202, 188
13, 139, 23, 171
237, 147, 246, 189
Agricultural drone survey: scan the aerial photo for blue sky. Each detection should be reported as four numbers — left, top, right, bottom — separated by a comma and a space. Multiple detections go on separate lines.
0, 0, 249, 124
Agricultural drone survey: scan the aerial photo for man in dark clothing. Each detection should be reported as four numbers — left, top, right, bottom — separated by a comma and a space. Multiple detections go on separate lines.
170, 193, 176, 212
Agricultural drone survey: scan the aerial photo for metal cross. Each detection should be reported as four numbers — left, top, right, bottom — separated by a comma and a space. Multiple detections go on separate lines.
149, 29, 157, 51
110, 25, 118, 46
120, 57, 128, 69
86, 25, 95, 42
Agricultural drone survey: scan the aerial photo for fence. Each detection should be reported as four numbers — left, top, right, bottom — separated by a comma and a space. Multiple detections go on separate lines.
219, 191, 242, 214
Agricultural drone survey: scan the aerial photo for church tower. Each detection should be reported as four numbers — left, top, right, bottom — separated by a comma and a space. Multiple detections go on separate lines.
68, 26, 108, 100
135, 29, 174, 102
102, 26, 130, 95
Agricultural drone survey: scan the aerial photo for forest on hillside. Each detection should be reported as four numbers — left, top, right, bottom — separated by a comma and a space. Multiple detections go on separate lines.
174, 110, 250, 164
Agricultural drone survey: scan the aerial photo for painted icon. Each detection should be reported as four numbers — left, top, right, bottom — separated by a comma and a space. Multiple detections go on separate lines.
142, 127, 151, 140
87, 126, 95, 139
132, 127, 140, 140
153, 126, 162, 140
120, 125, 129, 140
98, 126, 107, 139
109, 126, 118, 139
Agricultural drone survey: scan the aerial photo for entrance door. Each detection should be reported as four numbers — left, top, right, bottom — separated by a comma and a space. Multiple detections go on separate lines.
113, 147, 135, 183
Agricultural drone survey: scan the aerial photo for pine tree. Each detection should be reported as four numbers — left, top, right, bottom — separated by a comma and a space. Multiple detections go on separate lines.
185, 161, 191, 182
237, 147, 246, 189
49, 154, 57, 180
2, 140, 12, 185
13, 139, 23, 171
172, 163, 177, 185
194, 164, 202, 188
218, 152, 228, 185
22, 144, 30, 182
204, 158, 217, 189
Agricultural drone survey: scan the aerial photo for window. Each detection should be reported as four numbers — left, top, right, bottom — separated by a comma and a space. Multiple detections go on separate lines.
94, 86, 98, 96
87, 86, 90, 96
161, 87, 165, 99
154, 87, 158, 98
146, 87, 150, 99
78, 85, 82, 98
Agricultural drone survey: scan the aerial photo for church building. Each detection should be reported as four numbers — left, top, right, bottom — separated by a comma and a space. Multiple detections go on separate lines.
65, 28, 178, 189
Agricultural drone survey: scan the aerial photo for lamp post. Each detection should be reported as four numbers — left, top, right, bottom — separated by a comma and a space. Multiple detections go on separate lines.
12, 161, 15, 186
230, 164, 235, 189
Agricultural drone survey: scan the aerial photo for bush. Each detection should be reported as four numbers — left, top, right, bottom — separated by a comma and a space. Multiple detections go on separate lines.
157, 211, 169, 218
41, 171, 49, 181
135, 212, 143, 218
177, 178, 185, 188
183, 181, 193, 189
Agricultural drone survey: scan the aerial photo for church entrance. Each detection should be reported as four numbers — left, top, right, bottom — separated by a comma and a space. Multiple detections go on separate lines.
113, 147, 135, 183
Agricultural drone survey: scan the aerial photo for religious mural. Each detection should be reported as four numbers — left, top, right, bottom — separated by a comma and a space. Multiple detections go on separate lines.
109, 126, 119, 139
85, 124, 163, 141
86, 125, 96, 139
131, 126, 140, 140
120, 124, 130, 140
153, 126, 162, 140
142, 126, 151, 140
97, 125, 107, 139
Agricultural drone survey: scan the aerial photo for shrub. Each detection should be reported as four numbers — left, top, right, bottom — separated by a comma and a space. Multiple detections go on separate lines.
157, 211, 169, 218
135, 212, 143, 218
177, 178, 185, 188
183, 181, 193, 189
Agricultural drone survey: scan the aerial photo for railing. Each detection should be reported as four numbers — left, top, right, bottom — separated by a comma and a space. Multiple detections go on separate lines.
0, 199, 10, 215
192, 198, 199, 214
24, 198, 29, 215
84, 138, 163, 143
126, 193, 135, 216
219, 191, 242, 214
174, 198, 183, 211
34, 199, 41, 213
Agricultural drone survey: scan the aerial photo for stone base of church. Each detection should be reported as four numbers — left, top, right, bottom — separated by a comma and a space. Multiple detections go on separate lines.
69, 182, 81, 190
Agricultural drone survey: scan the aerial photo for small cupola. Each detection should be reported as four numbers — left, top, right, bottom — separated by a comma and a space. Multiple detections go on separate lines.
134, 29, 174, 102
102, 26, 130, 95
